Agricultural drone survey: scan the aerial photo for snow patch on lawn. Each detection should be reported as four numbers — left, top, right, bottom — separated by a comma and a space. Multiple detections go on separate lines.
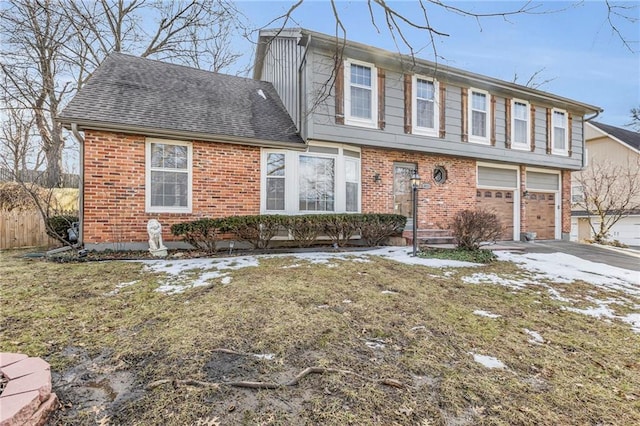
470, 353, 506, 369
473, 310, 501, 319
495, 251, 639, 295
462, 273, 531, 289
524, 329, 544, 344
105, 280, 139, 296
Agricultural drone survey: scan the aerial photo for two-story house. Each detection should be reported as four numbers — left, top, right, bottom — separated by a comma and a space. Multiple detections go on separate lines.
59, 28, 600, 250
254, 28, 600, 242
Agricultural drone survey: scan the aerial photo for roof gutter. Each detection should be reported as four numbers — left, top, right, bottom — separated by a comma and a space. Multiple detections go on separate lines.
70, 123, 84, 247
581, 109, 603, 169
61, 120, 308, 151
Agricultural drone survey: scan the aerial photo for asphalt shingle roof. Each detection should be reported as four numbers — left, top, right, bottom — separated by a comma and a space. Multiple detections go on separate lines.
59, 53, 304, 145
591, 121, 640, 151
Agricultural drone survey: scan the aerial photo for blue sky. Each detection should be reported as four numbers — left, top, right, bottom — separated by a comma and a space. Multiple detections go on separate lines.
231, 1, 639, 128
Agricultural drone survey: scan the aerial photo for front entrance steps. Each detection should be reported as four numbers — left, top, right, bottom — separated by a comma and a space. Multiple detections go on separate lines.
403, 229, 455, 245
402, 229, 525, 252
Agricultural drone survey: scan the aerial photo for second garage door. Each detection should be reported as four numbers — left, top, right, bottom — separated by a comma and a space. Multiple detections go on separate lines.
477, 189, 514, 240
525, 192, 556, 240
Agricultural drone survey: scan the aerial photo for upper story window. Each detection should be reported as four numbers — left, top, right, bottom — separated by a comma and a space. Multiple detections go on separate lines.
345, 59, 378, 128
512, 100, 530, 149
146, 139, 192, 213
469, 88, 491, 144
552, 108, 569, 155
412, 75, 439, 136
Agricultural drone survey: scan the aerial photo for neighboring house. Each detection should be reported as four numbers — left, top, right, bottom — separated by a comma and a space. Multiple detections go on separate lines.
570, 122, 640, 246
59, 29, 601, 250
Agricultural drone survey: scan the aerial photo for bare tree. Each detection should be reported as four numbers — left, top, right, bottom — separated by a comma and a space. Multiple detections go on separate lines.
0, 0, 75, 188
573, 157, 640, 243
0, 0, 246, 189
512, 67, 556, 90
0, 91, 43, 180
628, 106, 640, 132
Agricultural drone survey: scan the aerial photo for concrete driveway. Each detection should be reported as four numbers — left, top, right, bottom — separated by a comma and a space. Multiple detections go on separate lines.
511, 240, 640, 272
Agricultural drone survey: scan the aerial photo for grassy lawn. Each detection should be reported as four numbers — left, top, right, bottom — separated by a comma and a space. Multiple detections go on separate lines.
1, 248, 639, 425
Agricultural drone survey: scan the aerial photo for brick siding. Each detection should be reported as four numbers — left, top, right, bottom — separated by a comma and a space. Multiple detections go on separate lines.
83, 130, 260, 243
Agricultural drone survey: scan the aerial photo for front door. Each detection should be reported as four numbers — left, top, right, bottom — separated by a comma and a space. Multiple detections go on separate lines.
394, 163, 416, 225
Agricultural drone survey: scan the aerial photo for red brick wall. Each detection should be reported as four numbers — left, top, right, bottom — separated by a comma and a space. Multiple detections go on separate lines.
361, 147, 477, 229
83, 131, 260, 244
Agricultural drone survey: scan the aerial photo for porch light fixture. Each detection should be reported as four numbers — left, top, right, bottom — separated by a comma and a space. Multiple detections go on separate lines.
410, 169, 421, 257
373, 172, 381, 183
523, 190, 529, 198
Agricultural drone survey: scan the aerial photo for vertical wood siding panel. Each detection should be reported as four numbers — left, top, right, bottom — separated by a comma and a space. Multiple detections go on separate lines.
546, 108, 552, 154
530, 105, 536, 152
490, 95, 497, 146
568, 113, 573, 156
505, 98, 512, 149
404, 74, 412, 133
378, 68, 386, 129
439, 83, 446, 138
461, 87, 468, 142
335, 60, 344, 124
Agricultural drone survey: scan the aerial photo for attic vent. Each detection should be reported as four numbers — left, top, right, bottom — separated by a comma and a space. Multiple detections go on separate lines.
257, 89, 266, 100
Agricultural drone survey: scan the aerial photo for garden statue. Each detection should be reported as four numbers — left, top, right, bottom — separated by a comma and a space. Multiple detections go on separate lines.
147, 219, 168, 257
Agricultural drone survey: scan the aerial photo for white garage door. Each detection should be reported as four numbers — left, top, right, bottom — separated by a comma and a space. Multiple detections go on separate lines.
609, 216, 640, 247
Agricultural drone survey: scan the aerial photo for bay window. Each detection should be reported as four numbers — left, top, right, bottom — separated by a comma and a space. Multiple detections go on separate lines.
261, 144, 360, 214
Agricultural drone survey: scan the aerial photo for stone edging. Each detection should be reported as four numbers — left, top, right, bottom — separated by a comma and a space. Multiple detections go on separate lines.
0, 353, 57, 426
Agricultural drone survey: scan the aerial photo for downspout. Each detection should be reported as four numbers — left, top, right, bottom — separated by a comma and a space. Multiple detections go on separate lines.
581, 109, 602, 169
71, 123, 84, 247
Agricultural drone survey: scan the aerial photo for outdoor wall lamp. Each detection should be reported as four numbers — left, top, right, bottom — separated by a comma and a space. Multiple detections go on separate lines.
373, 172, 381, 183
410, 169, 421, 257
523, 190, 529, 198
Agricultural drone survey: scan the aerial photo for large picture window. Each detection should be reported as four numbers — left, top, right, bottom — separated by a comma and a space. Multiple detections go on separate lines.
262, 144, 360, 214
146, 139, 192, 213
412, 76, 438, 136
299, 156, 335, 211
344, 59, 377, 128
469, 88, 490, 144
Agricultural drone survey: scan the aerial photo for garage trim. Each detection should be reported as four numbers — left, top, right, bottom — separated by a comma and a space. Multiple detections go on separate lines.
525, 167, 561, 239
477, 162, 521, 240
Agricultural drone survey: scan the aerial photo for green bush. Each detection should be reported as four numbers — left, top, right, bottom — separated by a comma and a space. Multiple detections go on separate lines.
47, 215, 79, 243
170, 218, 226, 253
451, 209, 502, 250
286, 215, 324, 247
321, 214, 360, 247
224, 215, 286, 249
359, 214, 406, 246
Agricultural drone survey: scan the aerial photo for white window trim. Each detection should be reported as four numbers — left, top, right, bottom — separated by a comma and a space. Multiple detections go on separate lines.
551, 108, 569, 156
511, 99, 531, 150
344, 59, 378, 129
145, 138, 193, 214
411, 75, 439, 137
468, 88, 491, 145
260, 143, 361, 215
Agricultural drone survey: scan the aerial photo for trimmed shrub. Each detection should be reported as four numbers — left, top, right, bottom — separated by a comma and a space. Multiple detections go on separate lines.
286, 215, 324, 247
359, 214, 407, 246
170, 218, 226, 253
224, 215, 286, 249
451, 209, 502, 251
321, 214, 360, 247
47, 215, 79, 243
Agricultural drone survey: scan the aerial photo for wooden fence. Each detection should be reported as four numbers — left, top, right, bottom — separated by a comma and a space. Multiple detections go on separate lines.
0, 210, 59, 250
